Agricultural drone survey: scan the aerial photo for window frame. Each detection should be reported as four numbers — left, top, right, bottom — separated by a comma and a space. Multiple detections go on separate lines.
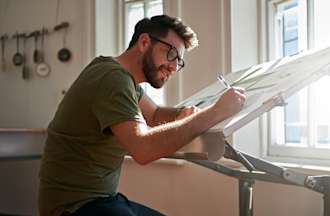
262, 0, 330, 166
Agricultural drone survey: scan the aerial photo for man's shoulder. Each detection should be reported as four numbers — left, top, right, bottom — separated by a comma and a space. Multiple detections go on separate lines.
86, 56, 133, 81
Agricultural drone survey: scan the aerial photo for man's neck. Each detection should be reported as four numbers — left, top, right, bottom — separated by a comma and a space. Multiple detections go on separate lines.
114, 49, 145, 84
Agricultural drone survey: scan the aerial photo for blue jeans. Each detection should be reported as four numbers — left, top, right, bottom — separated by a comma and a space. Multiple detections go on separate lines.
65, 193, 166, 216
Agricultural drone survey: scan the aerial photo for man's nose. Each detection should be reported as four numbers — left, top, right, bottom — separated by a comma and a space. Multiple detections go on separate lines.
168, 60, 178, 73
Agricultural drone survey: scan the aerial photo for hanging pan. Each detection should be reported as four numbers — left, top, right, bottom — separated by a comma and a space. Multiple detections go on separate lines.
12, 33, 24, 66
57, 28, 71, 62
54, 22, 71, 62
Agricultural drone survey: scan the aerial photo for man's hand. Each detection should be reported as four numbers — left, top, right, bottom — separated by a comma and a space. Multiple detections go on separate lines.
175, 87, 245, 122
175, 106, 200, 120
212, 87, 246, 121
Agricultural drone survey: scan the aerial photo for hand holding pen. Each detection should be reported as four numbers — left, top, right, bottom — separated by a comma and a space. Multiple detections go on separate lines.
195, 74, 245, 109
217, 73, 245, 96
212, 74, 246, 118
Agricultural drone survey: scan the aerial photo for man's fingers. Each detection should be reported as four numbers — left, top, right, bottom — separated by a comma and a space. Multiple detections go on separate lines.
233, 86, 246, 94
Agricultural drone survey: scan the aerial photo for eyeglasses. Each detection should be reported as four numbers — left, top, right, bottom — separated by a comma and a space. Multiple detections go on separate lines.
149, 34, 185, 72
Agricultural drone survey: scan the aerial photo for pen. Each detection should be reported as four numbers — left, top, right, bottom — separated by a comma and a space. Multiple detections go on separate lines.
217, 74, 231, 89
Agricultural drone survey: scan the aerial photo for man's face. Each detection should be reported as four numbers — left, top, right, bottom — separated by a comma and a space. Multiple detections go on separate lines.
141, 31, 185, 89
142, 46, 164, 88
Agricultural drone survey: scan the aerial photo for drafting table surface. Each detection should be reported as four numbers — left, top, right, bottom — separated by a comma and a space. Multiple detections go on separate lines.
177, 46, 330, 160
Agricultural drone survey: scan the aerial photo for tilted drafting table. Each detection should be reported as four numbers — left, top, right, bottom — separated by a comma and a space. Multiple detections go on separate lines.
173, 46, 330, 216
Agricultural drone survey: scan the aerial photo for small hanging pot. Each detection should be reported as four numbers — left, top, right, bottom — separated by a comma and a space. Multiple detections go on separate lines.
57, 28, 71, 62
12, 33, 24, 66
58, 47, 71, 62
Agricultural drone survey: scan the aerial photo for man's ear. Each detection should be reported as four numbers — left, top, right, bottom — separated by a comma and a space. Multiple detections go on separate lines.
137, 33, 151, 52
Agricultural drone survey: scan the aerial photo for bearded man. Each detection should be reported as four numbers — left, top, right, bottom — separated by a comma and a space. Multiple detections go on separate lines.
38, 15, 245, 216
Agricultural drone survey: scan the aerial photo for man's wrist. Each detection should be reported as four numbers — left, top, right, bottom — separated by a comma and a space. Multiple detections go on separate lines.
175, 107, 185, 119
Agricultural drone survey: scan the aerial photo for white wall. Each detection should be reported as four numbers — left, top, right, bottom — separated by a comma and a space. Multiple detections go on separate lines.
231, 0, 261, 156
0, 0, 93, 128
120, 159, 240, 216
178, 0, 224, 99
314, 0, 330, 48
163, 0, 230, 105
0, 0, 328, 216
120, 159, 326, 216
95, 0, 118, 56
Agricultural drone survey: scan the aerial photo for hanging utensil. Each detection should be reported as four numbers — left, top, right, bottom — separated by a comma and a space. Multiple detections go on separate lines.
0, 34, 8, 72
36, 28, 50, 77
32, 30, 42, 63
58, 28, 71, 62
21, 34, 29, 80
54, 22, 71, 62
12, 33, 24, 66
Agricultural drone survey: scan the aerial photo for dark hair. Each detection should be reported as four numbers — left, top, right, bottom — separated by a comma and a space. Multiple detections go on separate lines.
127, 15, 198, 51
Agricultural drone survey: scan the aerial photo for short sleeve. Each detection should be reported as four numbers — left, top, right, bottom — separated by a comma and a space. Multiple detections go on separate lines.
136, 84, 144, 101
92, 70, 145, 133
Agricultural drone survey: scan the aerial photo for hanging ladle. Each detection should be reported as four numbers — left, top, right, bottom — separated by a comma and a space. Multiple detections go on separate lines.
54, 22, 71, 62
22, 34, 30, 80
32, 30, 42, 63
12, 32, 24, 66
0, 34, 8, 72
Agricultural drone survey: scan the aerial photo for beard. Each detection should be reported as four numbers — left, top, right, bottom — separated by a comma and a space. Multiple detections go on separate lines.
142, 47, 168, 89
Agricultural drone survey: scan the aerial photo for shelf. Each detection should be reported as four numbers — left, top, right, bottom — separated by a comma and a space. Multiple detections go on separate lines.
0, 128, 47, 133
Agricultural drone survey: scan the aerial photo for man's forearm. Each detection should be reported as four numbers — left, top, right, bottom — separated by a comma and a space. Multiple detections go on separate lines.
133, 105, 224, 164
150, 106, 182, 126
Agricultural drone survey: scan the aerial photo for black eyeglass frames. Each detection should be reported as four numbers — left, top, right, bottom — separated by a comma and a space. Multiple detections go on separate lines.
148, 34, 185, 72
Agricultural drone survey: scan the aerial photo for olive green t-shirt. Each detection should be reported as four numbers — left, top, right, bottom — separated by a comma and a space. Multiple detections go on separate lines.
38, 56, 145, 216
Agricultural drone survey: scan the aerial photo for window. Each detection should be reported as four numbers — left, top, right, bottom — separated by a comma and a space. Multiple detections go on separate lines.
122, 0, 165, 105
267, 0, 330, 165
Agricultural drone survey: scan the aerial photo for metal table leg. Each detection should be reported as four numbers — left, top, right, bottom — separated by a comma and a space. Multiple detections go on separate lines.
239, 179, 254, 216
189, 143, 330, 216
